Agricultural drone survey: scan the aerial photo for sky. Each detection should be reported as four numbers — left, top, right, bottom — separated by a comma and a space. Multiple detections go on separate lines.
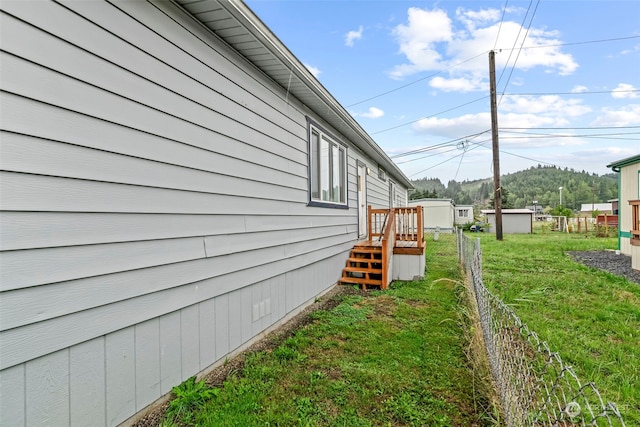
245, 0, 640, 183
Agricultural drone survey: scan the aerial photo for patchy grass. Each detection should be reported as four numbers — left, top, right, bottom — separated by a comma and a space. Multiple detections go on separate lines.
473, 230, 640, 424
161, 233, 494, 426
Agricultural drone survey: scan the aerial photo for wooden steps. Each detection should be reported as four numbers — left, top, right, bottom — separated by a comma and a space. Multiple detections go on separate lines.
338, 245, 383, 289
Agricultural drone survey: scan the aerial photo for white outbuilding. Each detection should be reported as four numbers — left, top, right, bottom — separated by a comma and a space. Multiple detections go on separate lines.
408, 198, 455, 232
481, 209, 534, 234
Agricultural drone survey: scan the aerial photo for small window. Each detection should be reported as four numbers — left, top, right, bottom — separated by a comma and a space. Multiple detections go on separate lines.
378, 165, 387, 182
308, 121, 347, 208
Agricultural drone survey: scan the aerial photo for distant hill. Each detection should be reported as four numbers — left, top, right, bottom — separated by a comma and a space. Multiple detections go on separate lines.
410, 165, 618, 211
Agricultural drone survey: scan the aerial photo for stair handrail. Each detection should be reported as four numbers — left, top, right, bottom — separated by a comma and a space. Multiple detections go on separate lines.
378, 212, 388, 241
381, 208, 396, 289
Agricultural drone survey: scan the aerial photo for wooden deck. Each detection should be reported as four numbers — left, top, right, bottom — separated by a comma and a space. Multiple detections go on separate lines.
356, 239, 423, 255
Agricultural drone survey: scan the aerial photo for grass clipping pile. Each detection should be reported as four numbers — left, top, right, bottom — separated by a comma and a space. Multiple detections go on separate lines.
132, 285, 358, 427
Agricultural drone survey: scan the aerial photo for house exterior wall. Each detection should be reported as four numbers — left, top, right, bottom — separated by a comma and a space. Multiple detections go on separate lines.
407, 199, 454, 231
0, 2, 407, 426
454, 205, 474, 225
617, 161, 640, 256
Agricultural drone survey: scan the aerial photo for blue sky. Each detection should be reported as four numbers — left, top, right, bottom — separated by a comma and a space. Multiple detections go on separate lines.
246, 0, 640, 183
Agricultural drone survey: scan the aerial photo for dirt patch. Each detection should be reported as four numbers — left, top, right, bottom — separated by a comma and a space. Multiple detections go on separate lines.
361, 294, 397, 317
131, 285, 359, 427
615, 289, 640, 304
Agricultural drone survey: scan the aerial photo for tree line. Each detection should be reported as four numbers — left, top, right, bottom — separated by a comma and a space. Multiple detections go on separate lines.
410, 165, 618, 213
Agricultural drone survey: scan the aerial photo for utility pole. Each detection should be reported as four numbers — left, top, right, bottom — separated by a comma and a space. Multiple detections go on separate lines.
489, 50, 503, 240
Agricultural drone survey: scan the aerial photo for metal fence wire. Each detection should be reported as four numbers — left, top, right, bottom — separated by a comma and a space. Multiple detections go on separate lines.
455, 229, 626, 427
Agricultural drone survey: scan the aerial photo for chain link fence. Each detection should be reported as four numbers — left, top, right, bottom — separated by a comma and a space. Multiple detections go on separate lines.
456, 229, 626, 426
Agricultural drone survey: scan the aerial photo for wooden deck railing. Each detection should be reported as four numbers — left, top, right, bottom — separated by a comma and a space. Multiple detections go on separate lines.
367, 206, 424, 248
394, 206, 424, 248
630, 200, 640, 246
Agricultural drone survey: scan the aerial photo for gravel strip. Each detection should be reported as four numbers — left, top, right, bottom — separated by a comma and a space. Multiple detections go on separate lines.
568, 250, 640, 284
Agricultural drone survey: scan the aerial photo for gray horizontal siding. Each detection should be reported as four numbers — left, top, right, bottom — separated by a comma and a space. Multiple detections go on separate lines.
0, 211, 354, 251
0, 253, 347, 427
0, 1, 406, 425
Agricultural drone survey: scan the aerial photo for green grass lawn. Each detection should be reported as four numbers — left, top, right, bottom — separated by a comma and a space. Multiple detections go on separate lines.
160, 233, 494, 427
157, 229, 638, 426
473, 228, 640, 425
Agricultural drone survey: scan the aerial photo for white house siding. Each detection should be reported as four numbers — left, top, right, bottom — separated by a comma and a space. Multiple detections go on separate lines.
408, 199, 455, 232
0, 1, 407, 426
618, 162, 640, 257
454, 205, 474, 225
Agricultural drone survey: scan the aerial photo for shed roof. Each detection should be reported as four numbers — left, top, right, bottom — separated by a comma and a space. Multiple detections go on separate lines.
580, 203, 612, 212
607, 154, 640, 171
481, 209, 534, 214
409, 198, 454, 203
175, 0, 412, 188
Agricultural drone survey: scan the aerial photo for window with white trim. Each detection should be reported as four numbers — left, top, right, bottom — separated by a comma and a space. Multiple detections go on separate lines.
378, 165, 387, 182
309, 122, 347, 207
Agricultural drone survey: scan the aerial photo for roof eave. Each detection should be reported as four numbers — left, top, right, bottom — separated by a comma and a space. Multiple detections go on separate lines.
177, 0, 413, 189
607, 154, 640, 172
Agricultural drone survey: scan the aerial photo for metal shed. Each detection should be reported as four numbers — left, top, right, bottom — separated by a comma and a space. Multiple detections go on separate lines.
481, 209, 534, 234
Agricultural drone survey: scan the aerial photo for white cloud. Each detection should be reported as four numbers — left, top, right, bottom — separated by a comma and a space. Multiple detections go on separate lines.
618, 43, 640, 55
455, 7, 501, 31
411, 94, 591, 140
413, 112, 491, 138
354, 107, 385, 119
592, 104, 640, 126
304, 63, 321, 77
611, 83, 639, 99
345, 26, 364, 47
389, 7, 452, 79
389, 6, 578, 85
429, 74, 486, 92
571, 85, 589, 93
500, 95, 591, 117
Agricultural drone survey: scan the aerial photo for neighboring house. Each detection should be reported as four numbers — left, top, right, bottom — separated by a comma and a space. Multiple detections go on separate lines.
578, 203, 613, 217
454, 205, 474, 225
607, 155, 640, 271
0, 1, 413, 426
525, 205, 544, 218
481, 209, 534, 234
408, 198, 455, 232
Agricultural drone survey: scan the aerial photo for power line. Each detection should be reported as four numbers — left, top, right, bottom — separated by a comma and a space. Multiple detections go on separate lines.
493, 0, 509, 51
503, 89, 640, 96
397, 136, 493, 165
497, 35, 640, 51
347, 28, 639, 111
409, 142, 486, 178
346, 52, 487, 107
391, 130, 490, 158
496, 0, 534, 88
498, 0, 542, 106
501, 125, 640, 130
479, 141, 557, 166
370, 96, 488, 135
